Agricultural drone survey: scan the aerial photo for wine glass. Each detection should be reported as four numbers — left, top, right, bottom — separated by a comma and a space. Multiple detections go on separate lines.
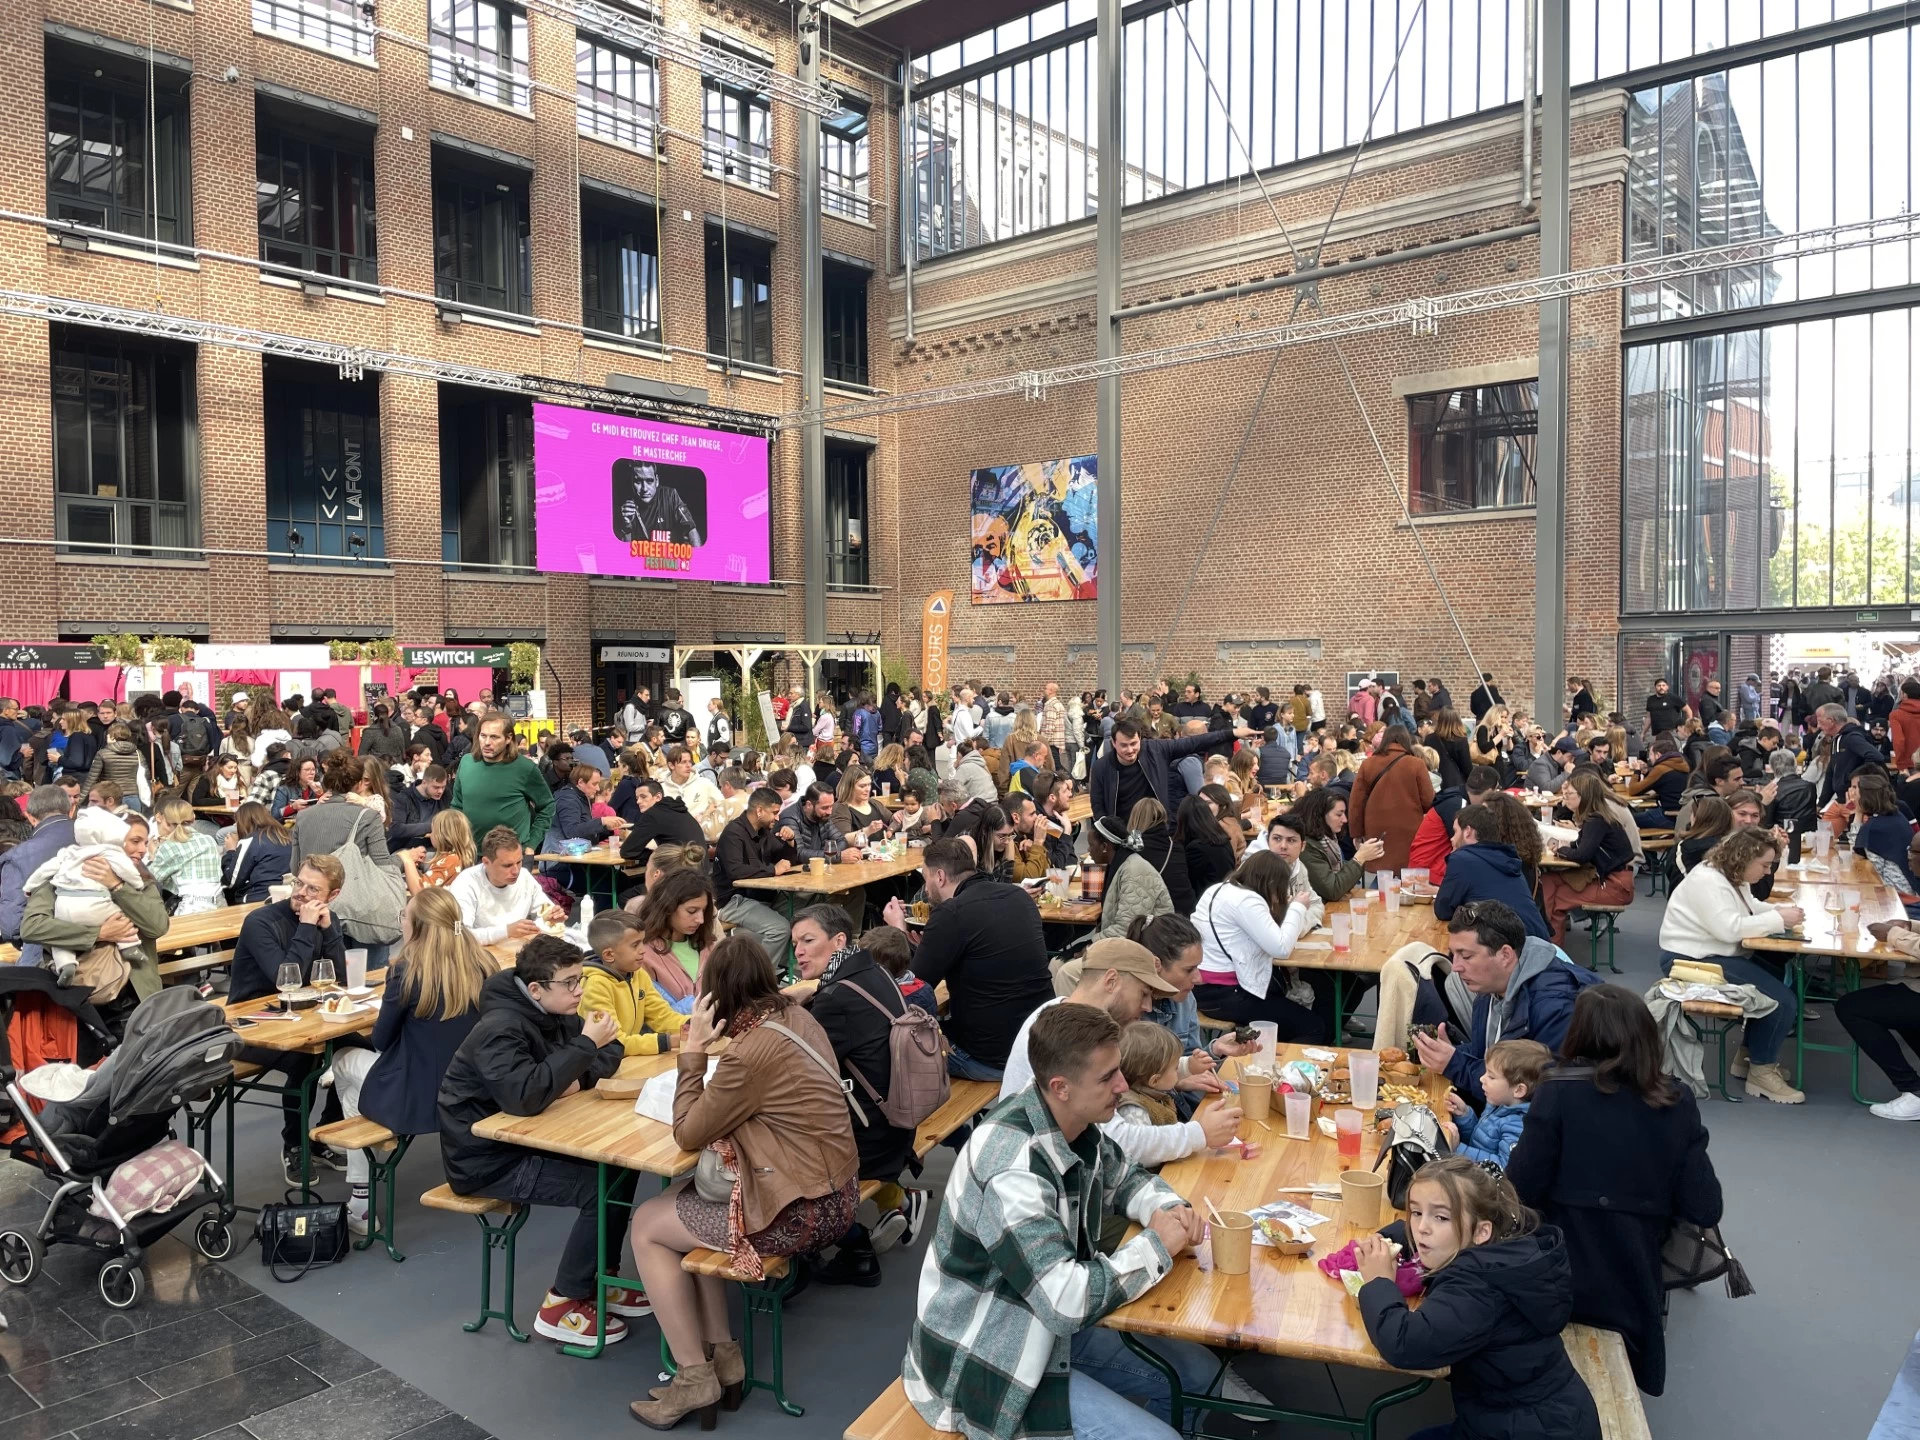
276, 962, 302, 1012
311, 958, 337, 993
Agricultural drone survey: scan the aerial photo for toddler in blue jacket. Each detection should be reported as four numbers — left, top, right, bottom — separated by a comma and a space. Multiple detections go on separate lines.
1442, 1038, 1550, 1167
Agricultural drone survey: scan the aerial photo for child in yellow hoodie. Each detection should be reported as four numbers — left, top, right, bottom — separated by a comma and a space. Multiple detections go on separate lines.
580, 910, 688, 1056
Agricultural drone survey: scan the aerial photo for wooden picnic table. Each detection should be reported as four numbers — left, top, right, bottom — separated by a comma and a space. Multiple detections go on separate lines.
1065, 793, 1091, 825
1100, 1045, 1448, 1429
1282, 896, 1449, 1030
0, 901, 267, 967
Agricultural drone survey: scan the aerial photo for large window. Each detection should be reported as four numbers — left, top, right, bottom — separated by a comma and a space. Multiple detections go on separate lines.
51, 328, 199, 558
577, 33, 658, 152
823, 105, 871, 222
1626, 30, 1916, 328
252, 0, 374, 58
703, 41, 772, 190
823, 265, 869, 388
1406, 383, 1538, 516
433, 162, 532, 314
264, 363, 385, 566
581, 203, 662, 344
430, 0, 529, 109
440, 388, 533, 570
826, 448, 870, 587
46, 62, 191, 246
1624, 306, 1919, 616
705, 228, 773, 369
257, 123, 377, 285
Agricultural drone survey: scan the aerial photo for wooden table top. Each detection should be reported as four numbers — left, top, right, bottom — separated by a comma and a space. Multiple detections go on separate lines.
195, 804, 240, 817
1031, 896, 1103, 926
159, 903, 263, 952
733, 851, 925, 895
1744, 876, 1905, 960
1065, 793, 1091, 825
1779, 851, 1879, 888
1286, 900, 1448, 975
532, 849, 629, 867
226, 970, 392, 1054
471, 1052, 695, 1176
1101, 1046, 1448, 1373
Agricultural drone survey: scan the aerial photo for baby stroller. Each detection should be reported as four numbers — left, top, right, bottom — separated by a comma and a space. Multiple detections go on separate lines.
1, 985, 243, 1309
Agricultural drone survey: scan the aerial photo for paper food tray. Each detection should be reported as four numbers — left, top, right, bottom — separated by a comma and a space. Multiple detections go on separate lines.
634, 1057, 720, 1124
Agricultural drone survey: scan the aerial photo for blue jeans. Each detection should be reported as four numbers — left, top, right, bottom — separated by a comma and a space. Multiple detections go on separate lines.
946, 1043, 1005, 1083
1661, 953, 1795, 1063
1068, 1327, 1220, 1438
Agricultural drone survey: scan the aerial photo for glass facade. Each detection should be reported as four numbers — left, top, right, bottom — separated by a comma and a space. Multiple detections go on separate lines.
823, 105, 872, 222
577, 33, 658, 153
826, 448, 871, 587
1407, 382, 1538, 515
433, 167, 532, 314
429, 0, 530, 110
46, 68, 192, 246
264, 366, 385, 566
581, 205, 662, 344
257, 126, 378, 285
440, 388, 533, 570
705, 230, 773, 368
823, 266, 869, 388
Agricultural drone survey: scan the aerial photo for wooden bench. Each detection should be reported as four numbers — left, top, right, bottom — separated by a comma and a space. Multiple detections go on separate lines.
1563, 1324, 1651, 1440
1681, 998, 1747, 1102
912, 1080, 999, 1160
421, 1184, 530, 1341
844, 1378, 949, 1439
312, 1116, 411, 1261
1194, 1012, 1234, 1034
157, 947, 235, 980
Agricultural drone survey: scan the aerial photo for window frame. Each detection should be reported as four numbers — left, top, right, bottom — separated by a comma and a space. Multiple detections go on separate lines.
251, 0, 375, 59
432, 163, 533, 316
46, 63, 193, 247
576, 31, 659, 154
264, 363, 386, 567
440, 388, 534, 572
822, 103, 872, 222
50, 327, 200, 560
825, 446, 871, 588
256, 122, 379, 286
702, 71, 773, 191
823, 264, 870, 388
704, 228, 774, 370
580, 201, 663, 346
429, 0, 530, 110
1405, 380, 1541, 517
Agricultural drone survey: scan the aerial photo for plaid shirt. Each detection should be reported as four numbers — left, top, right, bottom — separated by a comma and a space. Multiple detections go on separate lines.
149, 830, 223, 891
248, 767, 283, 806
903, 1085, 1182, 1440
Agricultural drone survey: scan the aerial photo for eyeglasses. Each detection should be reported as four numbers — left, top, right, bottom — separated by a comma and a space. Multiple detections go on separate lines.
537, 975, 585, 992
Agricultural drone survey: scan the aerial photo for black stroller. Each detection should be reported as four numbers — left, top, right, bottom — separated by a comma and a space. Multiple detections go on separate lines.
1, 984, 243, 1309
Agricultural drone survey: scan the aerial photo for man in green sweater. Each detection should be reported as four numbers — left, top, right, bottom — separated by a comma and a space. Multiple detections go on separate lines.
450, 714, 555, 852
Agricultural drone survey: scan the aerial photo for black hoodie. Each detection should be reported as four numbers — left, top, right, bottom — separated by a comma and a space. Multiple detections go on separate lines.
619, 795, 709, 865
436, 968, 623, 1193
1360, 1226, 1600, 1440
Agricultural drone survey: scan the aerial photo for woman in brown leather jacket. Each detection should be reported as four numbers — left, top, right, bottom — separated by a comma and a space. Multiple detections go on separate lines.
626, 935, 860, 1429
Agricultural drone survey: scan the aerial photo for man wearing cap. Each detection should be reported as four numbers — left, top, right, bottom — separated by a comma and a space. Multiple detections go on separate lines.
1737, 673, 1764, 726
994, 938, 1244, 1166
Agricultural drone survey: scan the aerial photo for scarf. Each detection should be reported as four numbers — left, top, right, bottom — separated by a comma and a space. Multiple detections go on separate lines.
820, 943, 860, 987
711, 997, 784, 1278
1120, 1085, 1179, 1127
640, 937, 698, 1001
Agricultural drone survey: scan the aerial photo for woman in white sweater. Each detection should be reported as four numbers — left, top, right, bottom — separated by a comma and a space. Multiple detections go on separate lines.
1189, 849, 1324, 1042
1657, 827, 1807, 1104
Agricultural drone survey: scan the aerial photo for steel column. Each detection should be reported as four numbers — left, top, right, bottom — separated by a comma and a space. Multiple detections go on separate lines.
1534, 0, 1570, 722
1095, 0, 1124, 696
799, 2, 827, 674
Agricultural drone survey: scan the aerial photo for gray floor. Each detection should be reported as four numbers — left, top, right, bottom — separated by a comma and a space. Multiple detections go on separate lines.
7, 880, 1919, 1438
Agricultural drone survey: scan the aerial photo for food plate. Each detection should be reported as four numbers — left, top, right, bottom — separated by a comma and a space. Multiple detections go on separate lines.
345, 986, 376, 999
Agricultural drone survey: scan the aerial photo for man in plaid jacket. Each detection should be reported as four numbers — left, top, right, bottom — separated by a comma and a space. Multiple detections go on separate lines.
903, 1003, 1224, 1439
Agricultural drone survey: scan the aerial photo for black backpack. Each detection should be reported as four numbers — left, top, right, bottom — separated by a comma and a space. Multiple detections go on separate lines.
179, 711, 213, 755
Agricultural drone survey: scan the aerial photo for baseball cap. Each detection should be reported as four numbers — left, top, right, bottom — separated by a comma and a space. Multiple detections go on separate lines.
232, 692, 250, 703
1080, 938, 1178, 994
1551, 737, 1579, 754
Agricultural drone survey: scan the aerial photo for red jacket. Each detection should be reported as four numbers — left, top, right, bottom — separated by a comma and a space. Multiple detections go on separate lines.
1892, 698, 1920, 772
1407, 804, 1454, 886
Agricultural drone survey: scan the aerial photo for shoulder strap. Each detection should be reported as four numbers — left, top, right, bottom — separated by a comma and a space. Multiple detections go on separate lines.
764, 1020, 869, 1126
826, 976, 903, 1106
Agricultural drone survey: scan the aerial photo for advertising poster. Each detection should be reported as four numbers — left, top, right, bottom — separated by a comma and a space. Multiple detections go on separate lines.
968, 454, 1097, 604
532, 402, 771, 583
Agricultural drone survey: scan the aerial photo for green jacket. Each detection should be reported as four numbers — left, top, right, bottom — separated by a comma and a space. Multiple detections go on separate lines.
20, 872, 171, 1000
1300, 836, 1365, 904
449, 753, 555, 853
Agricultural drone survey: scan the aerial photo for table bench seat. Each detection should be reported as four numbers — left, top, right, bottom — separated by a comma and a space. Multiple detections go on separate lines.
312, 1116, 398, 1152
844, 1378, 950, 1440
420, 1183, 519, 1218
1564, 1324, 1651, 1440
157, 947, 235, 979
682, 1248, 791, 1282
912, 1080, 998, 1160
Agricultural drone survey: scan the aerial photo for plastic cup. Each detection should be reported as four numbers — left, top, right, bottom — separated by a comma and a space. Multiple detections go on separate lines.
1341, 1169, 1386, 1228
1251, 1021, 1279, 1070
1351, 904, 1370, 937
879, 781, 890, 795
1238, 1067, 1272, 1123
1209, 1210, 1255, 1275
1335, 1107, 1363, 1159
1330, 913, 1351, 951
1383, 885, 1402, 913
1349, 1050, 1381, 1109
808, 856, 828, 878
1813, 829, 1832, 858
1284, 1089, 1311, 1139
345, 949, 368, 991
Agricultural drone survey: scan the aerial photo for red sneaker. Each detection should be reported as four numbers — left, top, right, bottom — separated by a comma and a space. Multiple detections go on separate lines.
534, 1292, 629, 1345
605, 1283, 653, 1317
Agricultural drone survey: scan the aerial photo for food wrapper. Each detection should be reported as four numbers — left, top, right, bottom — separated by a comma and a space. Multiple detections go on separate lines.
1318, 1238, 1425, 1298
1277, 1060, 1322, 1092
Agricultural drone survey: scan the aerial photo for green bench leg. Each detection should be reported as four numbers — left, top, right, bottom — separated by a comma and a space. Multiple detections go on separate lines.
465, 1205, 531, 1342
739, 1269, 804, 1417
1684, 1016, 1742, 1103
356, 1134, 414, 1261
1582, 912, 1620, 973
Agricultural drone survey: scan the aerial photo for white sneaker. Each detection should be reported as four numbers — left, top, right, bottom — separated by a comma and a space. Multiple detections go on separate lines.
346, 1194, 370, 1237
1870, 1091, 1920, 1121
1219, 1365, 1273, 1421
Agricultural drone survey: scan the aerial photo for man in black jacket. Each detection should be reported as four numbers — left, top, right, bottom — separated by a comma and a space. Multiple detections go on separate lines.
388, 766, 451, 850
436, 938, 634, 1347
883, 838, 1053, 1082
1089, 715, 1253, 824
712, 788, 799, 965
1469, 673, 1504, 721
618, 779, 707, 867
1762, 749, 1819, 863
1816, 701, 1886, 807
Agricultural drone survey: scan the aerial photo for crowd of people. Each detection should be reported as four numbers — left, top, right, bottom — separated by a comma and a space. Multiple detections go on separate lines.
7, 663, 1918, 1438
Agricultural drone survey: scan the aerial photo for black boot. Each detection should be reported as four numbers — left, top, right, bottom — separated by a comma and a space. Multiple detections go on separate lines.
811, 1225, 881, 1288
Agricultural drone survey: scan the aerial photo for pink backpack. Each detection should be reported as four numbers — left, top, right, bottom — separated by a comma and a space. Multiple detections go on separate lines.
834, 975, 950, 1129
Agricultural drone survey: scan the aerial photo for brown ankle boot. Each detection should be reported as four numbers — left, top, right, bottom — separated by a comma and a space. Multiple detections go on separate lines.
709, 1341, 746, 1409
630, 1362, 722, 1431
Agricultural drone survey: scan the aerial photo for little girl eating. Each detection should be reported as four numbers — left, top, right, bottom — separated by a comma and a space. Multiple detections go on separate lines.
1113, 1021, 1183, 1131
1353, 1156, 1600, 1440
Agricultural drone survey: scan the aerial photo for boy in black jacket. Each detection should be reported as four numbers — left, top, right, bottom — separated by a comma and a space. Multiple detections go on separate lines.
436, 936, 638, 1346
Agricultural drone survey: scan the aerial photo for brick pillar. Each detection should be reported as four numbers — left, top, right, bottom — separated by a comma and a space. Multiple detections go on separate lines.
200, 349, 270, 640
382, 375, 445, 645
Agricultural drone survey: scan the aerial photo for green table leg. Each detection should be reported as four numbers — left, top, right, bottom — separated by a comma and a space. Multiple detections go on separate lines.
558, 1163, 643, 1360
1114, 1331, 1430, 1438
1332, 972, 1346, 1038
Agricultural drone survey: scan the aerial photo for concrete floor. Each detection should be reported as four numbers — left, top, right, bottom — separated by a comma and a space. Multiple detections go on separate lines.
8, 880, 1919, 1438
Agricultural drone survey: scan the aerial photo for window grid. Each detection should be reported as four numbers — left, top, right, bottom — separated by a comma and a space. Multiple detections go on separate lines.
257, 127, 378, 285
433, 172, 532, 315
826, 448, 871, 587
823, 268, 869, 388
1406, 382, 1540, 516
823, 105, 872, 222
581, 207, 662, 344
703, 77, 773, 190
705, 232, 773, 368
251, 0, 375, 59
577, 34, 658, 153
46, 72, 191, 246
429, 0, 530, 110
441, 389, 534, 570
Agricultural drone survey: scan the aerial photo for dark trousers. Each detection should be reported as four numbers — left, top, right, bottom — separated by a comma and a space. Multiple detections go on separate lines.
236, 1046, 338, 1150
1837, 983, 1920, 1094
1192, 980, 1327, 1044
470, 1152, 635, 1300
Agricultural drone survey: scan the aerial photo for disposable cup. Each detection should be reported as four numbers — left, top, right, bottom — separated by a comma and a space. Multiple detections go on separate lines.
1284, 1089, 1311, 1139
1349, 1050, 1380, 1109
1251, 1021, 1279, 1070
808, 857, 828, 877
1384, 886, 1402, 913
1238, 1067, 1272, 1123
1330, 913, 1351, 951
1335, 1107, 1363, 1159
1351, 905, 1370, 937
1341, 1169, 1386, 1229
345, 949, 368, 991
1813, 829, 1832, 858
1209, 1210, 1255, 1275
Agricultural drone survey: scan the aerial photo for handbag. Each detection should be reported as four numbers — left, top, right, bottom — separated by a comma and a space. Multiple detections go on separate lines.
257, 1199, 350, 1282
327, 808, 408, 945
1372, 1101, 1450, 1208
73, 943, 133, 1007
1662, 1220, 1755, 1298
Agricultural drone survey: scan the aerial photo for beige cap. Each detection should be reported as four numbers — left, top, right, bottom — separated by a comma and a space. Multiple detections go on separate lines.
1081, 937, 1179, 994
